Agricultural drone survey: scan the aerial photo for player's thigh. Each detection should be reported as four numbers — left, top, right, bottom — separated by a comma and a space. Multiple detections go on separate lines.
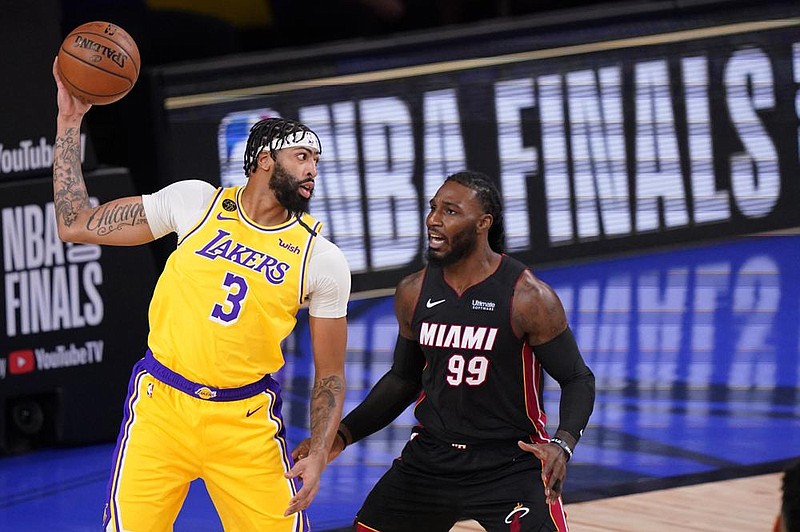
355, 460, 461, 532
105, 374, 198, 531
202, 392, 308, 531
466, 464, 566, 532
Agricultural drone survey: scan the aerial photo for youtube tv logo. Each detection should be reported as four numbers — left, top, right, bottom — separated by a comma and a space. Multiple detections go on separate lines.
8, 350, 35, 375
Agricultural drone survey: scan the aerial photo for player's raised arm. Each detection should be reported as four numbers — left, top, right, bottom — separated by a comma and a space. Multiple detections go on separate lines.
52, 57, 155, 246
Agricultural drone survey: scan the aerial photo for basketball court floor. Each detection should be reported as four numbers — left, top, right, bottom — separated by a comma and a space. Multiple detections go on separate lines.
2, 233, 798, 530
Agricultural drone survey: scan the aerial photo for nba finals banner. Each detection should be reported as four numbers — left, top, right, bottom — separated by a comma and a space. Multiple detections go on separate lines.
155, 6, 800, 292
0, 170, 156, 453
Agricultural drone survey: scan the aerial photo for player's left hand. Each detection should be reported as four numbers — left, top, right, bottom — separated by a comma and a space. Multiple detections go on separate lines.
284, 452, 327, 516
518, 440, 568, 505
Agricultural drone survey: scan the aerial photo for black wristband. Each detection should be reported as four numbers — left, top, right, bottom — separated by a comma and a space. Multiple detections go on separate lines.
336, 428, 348, 449
550, 437, 573, 461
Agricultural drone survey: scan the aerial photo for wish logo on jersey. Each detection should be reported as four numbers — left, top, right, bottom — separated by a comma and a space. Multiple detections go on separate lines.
218, 109, 281, 188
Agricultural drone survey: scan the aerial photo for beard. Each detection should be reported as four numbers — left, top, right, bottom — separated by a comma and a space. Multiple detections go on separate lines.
425, 226, 478, 266
270, 161, 311, 214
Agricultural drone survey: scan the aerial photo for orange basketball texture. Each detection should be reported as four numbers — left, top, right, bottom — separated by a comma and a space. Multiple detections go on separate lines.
57, 21, 140, 105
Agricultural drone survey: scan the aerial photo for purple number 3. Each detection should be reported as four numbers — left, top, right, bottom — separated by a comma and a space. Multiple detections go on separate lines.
210, 272, 249, 324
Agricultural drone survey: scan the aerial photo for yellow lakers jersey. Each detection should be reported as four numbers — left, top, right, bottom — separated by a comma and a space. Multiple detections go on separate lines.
147, 186, 321, 388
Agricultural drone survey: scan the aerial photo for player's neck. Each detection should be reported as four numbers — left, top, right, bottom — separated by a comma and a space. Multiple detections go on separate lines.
239, 183, 290, 226
442, 248, 501, 295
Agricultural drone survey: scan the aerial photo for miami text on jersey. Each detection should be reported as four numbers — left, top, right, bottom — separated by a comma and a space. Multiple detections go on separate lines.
419, 322, 498, 351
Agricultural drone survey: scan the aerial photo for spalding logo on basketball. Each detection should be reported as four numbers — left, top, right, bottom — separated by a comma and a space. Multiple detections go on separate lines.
58, 21, 141, 105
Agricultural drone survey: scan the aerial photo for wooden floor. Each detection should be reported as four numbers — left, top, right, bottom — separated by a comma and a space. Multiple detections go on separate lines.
452, 473, 782, 531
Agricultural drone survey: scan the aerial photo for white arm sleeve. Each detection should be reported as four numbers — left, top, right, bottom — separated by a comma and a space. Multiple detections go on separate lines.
306, 236, 351, 318
141, 180, 217, 239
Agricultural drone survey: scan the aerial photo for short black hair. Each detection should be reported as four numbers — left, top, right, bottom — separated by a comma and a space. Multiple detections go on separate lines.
242, 117, 319, 178
444, 171, 505, 254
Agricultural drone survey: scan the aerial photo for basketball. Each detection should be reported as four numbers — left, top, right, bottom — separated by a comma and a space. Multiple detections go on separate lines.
57, 21, 140, 105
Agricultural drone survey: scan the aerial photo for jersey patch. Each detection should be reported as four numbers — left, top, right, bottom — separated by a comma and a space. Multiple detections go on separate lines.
471, 298, 496, 311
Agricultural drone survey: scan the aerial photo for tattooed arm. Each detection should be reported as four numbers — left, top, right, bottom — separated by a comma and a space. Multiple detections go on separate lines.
284, 315, 347, 516
53, 58, 155, 246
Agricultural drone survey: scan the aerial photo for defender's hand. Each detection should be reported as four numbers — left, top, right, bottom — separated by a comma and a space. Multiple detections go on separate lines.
519, 440, 568, 505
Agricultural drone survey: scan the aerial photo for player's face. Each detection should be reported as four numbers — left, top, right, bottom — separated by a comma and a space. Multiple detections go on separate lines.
270, 148, 319, 213
425, 181, 482, 266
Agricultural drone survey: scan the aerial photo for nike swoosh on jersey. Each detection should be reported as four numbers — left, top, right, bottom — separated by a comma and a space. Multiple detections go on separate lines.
216, 213, 237, 221
246, 405, 264, 417
426, 298, 446, 308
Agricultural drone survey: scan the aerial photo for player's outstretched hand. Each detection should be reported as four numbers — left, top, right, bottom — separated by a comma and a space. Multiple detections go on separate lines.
53, 57, 91, 118
291, 435, 345, 464
284, 452, 326, 516
518, 440, 568, 505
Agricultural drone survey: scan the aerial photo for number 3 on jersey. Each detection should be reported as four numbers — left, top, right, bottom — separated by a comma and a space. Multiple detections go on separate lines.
210, 272, 249, 325
446, 354, 489, 386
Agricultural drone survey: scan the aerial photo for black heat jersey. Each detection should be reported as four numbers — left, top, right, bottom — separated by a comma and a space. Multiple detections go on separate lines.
412, 254, 550, 445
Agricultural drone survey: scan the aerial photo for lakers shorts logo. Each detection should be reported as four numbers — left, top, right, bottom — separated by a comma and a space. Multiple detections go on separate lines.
195, 387, 217, 400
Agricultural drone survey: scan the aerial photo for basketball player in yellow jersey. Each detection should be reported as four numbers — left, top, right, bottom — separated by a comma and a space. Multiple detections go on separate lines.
52, 59, 351, 531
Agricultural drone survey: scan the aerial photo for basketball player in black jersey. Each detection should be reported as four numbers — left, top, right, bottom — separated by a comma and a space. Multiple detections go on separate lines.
293, 171, 595, 531
775, 460, 800, 532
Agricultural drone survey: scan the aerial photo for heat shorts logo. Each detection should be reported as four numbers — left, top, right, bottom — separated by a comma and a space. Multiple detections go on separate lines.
504, 503, 530, 524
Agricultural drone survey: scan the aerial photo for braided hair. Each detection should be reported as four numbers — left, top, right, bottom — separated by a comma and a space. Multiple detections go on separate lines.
445, 171, 506, 254
242, 117, 320, 179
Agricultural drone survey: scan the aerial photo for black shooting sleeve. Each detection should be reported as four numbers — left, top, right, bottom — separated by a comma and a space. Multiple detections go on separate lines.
340, 335, 425, 445
533, 327, 595, 443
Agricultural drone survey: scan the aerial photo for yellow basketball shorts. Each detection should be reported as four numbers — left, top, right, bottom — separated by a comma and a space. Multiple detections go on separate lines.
103, 351, 309, 531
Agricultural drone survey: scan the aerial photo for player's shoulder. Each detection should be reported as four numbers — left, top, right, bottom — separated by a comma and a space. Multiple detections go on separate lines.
310, 234, 350, 270
394, 267, 426, 305
182, 179, 216, 191
163, 179, 216, 194
155, 179, 216, 204
312, 233, 341, 255
393, 267, 426, 327
399, 267, 425, 292
512, 266, 563, 316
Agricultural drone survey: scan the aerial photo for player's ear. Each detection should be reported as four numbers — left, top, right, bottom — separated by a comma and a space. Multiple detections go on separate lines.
477, 213, 493, 234
256, 150, 274, 172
